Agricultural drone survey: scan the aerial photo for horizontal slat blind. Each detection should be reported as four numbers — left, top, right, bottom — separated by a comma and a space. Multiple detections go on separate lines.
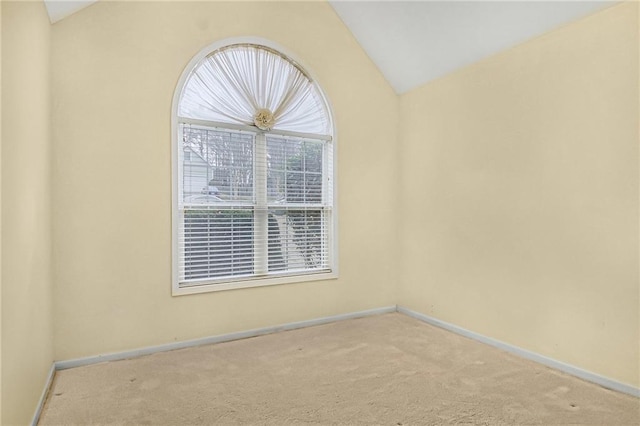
181, 208, 254, 280
267, 207, 331, 274
178, 123, 332, 287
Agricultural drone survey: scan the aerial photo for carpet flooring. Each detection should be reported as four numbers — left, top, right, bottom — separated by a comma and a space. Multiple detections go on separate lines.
39, 313, 639, 425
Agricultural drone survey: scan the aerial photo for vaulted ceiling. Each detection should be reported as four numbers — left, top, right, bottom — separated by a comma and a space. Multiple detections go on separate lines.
43, 0, 97, 24
43, 0, 616, 94
329, 1, 615, 93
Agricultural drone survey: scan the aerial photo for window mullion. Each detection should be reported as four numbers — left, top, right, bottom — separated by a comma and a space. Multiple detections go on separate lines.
254, 132, 268, 275
322, 142, 329, 269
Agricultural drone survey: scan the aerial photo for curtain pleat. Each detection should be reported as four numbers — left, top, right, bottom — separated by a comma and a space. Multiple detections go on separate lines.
179, 44, 330, 135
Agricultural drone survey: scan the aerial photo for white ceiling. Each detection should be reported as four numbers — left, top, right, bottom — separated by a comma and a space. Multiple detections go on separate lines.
329, 1, 615, 93
43, 0, 97, 24
43, 1, 615, 93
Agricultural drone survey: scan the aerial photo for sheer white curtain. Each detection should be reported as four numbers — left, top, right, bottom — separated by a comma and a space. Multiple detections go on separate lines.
179, 44, 331, 135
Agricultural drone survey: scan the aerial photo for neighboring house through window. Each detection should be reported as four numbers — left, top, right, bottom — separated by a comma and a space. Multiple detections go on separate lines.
172, 40, 336, 295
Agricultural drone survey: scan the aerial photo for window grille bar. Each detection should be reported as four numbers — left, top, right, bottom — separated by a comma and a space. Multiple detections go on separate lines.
254, 133, 269, 275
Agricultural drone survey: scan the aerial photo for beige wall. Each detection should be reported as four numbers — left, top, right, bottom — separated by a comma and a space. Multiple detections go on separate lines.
51, 1, 399, 361
399, 2, 639, 387
0, 2, 3, 420
1, 1, 54, 424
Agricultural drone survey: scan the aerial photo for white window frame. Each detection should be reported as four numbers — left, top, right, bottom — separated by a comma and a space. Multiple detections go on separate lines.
171, 38, 338, 296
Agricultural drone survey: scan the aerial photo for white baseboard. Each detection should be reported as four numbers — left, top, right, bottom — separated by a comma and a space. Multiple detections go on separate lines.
31, 362, 55, 426
397, 305, 640, 398
55, 306, 397, 370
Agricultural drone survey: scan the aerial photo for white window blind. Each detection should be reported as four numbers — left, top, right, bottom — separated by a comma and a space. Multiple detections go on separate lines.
174, 42, 335, 292
178, 125, 333, 287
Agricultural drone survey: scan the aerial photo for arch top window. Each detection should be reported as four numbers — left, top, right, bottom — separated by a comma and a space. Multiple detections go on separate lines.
173, 42, 336, 295
178, 44, 331, 136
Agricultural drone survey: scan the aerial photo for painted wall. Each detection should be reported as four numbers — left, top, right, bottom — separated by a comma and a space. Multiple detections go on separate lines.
1, 1, 54, 424
0, 2, 3, 421
398, 2, 639, 387
51, 1, 399, 361
0, 2, 3, 420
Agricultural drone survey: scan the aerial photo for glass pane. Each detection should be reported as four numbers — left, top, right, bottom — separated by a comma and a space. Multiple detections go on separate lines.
182, 126, 254, 205
286, 172, 305, 202
305, 174, 322, 203
267, 212, 286, 272
303, 141, 323, 173
267, 136, 324, 205
182, 209, 254, 280
268, 208, 328, 272
267, 171, 285, 203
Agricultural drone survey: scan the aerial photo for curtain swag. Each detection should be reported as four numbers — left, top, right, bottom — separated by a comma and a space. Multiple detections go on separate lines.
179, 44, 331, 135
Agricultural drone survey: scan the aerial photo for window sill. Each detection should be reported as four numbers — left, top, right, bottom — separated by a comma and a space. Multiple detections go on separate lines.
172, 271, 338, 296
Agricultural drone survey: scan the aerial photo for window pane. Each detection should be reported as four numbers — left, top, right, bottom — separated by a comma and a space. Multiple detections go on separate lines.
182, 209, 254, 281
303, 141, 323, 173
267, 136, 324, 205
267, 171, 285, 203
182, 126, 254, 205
267, 208, 329, 272
304, 173, 323, 204
267, 212, 286, 272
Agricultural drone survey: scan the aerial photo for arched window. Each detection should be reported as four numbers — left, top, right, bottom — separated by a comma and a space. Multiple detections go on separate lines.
172, 41, 336, 294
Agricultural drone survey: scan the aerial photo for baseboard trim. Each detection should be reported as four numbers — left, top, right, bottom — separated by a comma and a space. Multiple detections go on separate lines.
397, 306, 640, 398
31, 362, 55, 426
55, 306, 397, 370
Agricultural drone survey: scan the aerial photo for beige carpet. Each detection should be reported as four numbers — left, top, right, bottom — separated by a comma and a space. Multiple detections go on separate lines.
40, 313, 639, 425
